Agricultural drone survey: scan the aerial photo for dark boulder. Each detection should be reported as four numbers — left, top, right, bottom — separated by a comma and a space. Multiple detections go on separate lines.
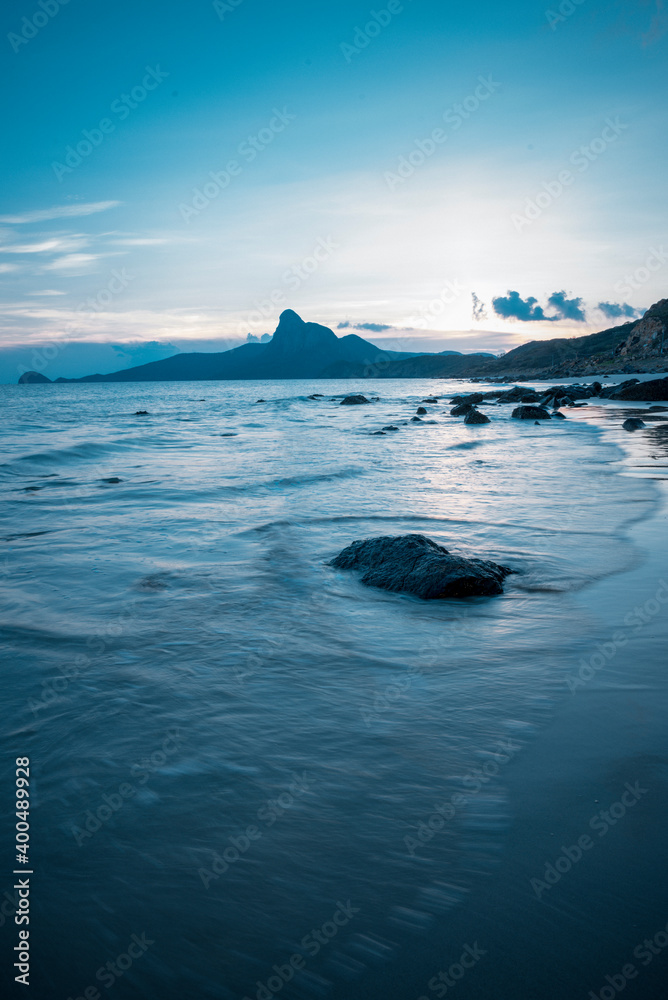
622, 417, 646, 431
135, 410, 149, 415
340, 394, 370, 405
330, 534, 512, 599
599, 379, 639, 399
492, 386, 531, 403
649, 405, 668, 412
416, 406, 427, 415
450, 392, 484, 406
451, 402, 474, 416
382, 425, 399, 431
410, 416, 423, 422
612, 377, 668, 402
552, 411, 566, 419
512, 405, 552, 420
422, 397, 439, 403
464, 409, 490, 424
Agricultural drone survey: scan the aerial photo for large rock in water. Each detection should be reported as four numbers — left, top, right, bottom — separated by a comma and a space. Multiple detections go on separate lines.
18, 371, 51, 384
612, 377, 668, 401
622, 417, 645, 431
464, 409, 490, 424
330, 534, 511, 599
340, 394, 370, 405
512, 405, 551, 420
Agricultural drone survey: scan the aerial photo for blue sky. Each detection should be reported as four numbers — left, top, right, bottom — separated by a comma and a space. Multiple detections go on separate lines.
1, 0, 666, 379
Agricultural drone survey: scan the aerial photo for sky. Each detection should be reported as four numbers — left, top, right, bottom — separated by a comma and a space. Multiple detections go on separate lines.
1, 0, 667, 381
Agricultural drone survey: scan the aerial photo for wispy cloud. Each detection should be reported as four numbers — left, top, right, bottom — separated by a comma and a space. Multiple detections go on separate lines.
337, 320, 394, 332
0, 201, 121, 225
598, 300, 642, 320
28, 289, 66, 296
43, 253, 105, 273
1, 235, 89, 255
108, 237, 169, 246
643, 0, 668, 45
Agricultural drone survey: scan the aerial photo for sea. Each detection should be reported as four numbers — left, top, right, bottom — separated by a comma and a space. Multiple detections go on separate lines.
1, 378, 667, 1000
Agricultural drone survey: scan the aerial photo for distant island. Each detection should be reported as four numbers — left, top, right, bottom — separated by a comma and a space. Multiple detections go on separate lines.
18, 300, 668, 385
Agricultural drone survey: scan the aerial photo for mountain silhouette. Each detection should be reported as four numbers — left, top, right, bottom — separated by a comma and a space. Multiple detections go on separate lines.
53, 309, 416, 383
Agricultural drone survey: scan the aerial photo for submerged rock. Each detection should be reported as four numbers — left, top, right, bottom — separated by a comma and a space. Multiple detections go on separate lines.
410, 416, 423, 422
340, 394, 370, 405
649, 405, 668, 412
416, 406, 427, 415
135, 410, 149, 415
382, 425, 399, 431
330, 534, 512, 599
512, 405, 551, 420
464, 409, 491, 424
622, 417, 646, 431
422, 397, 439, 403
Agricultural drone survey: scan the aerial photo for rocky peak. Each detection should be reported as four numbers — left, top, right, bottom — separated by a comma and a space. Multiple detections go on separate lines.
267, 309, 338, 355
615, 299, 668, 359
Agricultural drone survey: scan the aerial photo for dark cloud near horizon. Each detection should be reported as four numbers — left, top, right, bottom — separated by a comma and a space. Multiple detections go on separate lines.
492, 289, 587, 322
337, 321, 393, 332
492, 291, 551, 322
597, 301, 641, 320
472, 292, 487, 321
547, 290, 586, 322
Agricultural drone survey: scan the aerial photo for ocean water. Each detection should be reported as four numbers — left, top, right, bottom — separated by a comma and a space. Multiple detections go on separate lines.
0, 379, 664, 999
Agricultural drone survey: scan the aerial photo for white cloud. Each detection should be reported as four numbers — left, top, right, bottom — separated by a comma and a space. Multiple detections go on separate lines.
28, 289, 66, 296
0, 201, 122, 224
